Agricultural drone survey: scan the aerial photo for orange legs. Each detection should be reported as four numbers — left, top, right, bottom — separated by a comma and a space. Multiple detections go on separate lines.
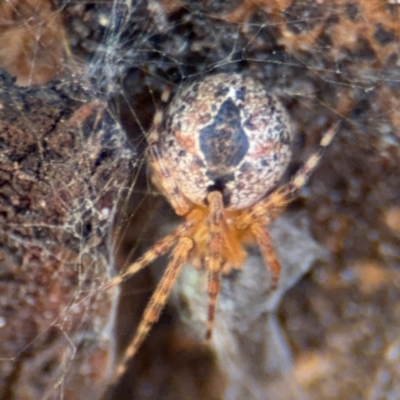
107, 191, 226, 382
236, 123, 339, 229
102, 221, 193, 291
205, 191, 224, 340
251, 222, 281, 290
107, 124, 337, 381
112, 236, 193, 382
236, 123, 339, 289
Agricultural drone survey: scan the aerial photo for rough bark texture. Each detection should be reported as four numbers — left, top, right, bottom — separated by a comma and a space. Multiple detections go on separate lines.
0, 71, 133, 399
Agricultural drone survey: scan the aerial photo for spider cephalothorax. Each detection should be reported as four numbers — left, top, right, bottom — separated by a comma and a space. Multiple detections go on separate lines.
107, 72, 337, 381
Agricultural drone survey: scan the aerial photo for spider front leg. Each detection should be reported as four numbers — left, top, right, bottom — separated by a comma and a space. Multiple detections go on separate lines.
236, 123, 339, 229
102, 221, 192, 291
112, 236, 193, 382
284, 122, 338, 200
206, 191, 224, 340
147, 110, 191, 216
237, 123, 339, 289
251, 223, 281, 291
148, 144, 192, 216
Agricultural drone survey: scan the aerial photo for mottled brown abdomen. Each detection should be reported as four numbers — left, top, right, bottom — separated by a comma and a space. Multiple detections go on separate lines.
152, 73, 292, 210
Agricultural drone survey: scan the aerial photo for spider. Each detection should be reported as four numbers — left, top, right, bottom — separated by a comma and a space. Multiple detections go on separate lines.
106, 72, 337, 381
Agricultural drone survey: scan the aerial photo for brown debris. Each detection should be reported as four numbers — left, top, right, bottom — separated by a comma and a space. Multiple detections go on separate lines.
0, 0, 67, 86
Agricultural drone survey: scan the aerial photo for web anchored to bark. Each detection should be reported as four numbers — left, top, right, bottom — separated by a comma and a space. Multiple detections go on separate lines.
0, 71, 134, 399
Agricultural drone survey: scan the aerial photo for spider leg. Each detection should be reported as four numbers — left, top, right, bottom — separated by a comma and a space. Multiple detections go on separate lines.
147, 107, 191, 216
235, 123, 338, 289
236, 123, 339, 228
251, 222, 281, 290
147, 144, 191, 216
205, 191, 224, 340
102, 221, 192, 291
284, 122, 338, 199
112, 236, 193, 382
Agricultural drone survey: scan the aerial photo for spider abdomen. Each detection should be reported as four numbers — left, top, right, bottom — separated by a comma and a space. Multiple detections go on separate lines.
155, 73, 293, 210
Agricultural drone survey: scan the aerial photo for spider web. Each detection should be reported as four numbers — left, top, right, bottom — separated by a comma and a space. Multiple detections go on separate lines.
1, 1, 400, 400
